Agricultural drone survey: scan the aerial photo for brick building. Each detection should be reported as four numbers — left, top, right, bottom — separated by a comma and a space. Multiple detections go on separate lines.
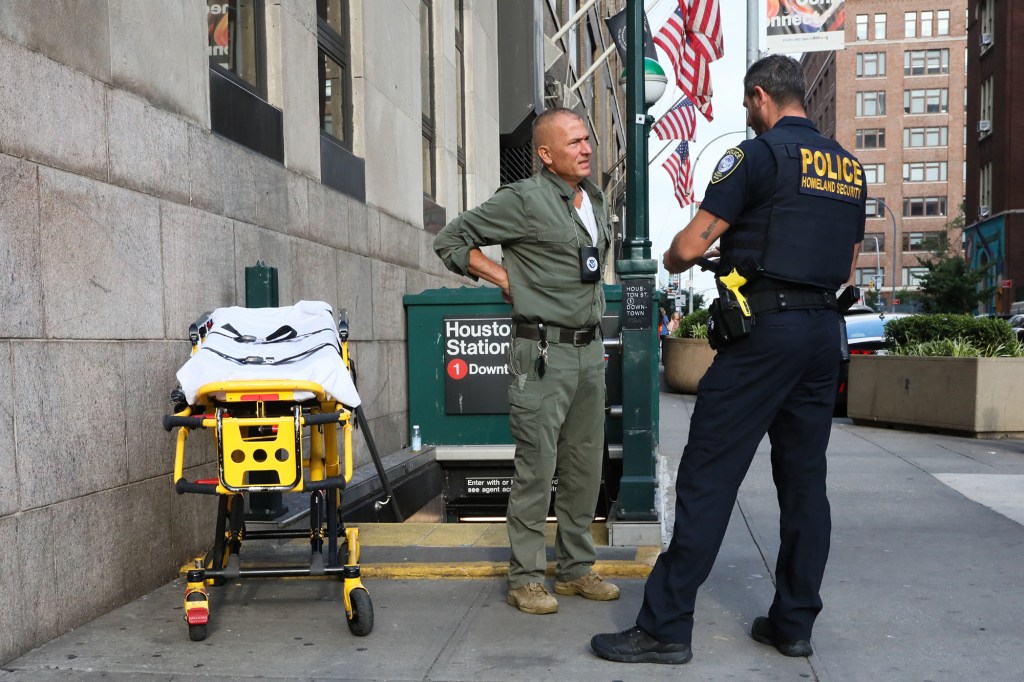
962, 0, 1024, 312
804, 0, 968, 307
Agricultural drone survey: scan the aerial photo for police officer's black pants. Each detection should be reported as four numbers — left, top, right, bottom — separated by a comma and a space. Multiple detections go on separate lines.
637, 308, 839, 645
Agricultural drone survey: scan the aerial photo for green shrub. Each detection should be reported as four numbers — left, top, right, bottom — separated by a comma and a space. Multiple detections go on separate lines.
885, 314, 1023, 357
671, 308, 710, 338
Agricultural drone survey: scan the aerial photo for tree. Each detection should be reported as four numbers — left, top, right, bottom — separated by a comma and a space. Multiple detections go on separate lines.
913, 205, 996, 314
915, 244, 996, 314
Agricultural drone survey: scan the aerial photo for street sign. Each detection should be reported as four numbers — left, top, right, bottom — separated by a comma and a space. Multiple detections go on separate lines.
1001, 279, 1014, 289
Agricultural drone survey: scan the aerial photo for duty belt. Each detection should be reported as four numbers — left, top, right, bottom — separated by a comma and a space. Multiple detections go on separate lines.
515, 323, 599, 347
746, 289, 837, 315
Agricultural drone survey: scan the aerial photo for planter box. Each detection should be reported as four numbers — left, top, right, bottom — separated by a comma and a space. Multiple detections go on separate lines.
847, 355, 1024, 437
663, 336, 716, 394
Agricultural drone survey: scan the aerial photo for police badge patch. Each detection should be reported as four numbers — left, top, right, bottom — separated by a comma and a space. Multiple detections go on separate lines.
711, 148, 744, 184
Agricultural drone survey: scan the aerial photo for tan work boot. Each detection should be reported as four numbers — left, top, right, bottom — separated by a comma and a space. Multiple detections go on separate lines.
507, 582, 558, 614
554, 571, 620, 601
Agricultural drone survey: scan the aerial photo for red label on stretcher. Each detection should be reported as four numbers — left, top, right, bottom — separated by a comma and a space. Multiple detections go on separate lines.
240, 394, 280, 401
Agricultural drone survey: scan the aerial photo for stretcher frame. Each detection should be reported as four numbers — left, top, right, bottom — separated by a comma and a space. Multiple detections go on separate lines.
165, 312, 373, 642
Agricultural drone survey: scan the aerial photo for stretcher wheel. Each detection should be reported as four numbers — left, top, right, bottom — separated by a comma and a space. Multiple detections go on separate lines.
347, 588, 373, 636
189, 623, 207, 642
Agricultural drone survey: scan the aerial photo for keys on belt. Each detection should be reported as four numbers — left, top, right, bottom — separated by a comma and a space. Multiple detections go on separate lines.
514, 324, 598, 347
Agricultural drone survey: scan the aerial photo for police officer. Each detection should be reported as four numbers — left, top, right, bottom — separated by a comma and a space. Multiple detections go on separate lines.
591, 54, 865, 664
434, 108, 619, 615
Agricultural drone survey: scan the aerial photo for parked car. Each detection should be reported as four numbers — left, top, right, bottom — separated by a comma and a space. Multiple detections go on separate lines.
1007, 314, 1024, 341
835, 313, 912, 417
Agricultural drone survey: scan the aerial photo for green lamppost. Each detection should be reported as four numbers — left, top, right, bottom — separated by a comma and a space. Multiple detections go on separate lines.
615, 0, 667, 521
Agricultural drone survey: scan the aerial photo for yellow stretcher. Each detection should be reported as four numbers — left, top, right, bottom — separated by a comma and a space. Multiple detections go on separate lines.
164, 305, 377, 642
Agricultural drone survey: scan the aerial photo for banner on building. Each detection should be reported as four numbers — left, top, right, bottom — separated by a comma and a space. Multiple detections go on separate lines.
766, 0, 846, 54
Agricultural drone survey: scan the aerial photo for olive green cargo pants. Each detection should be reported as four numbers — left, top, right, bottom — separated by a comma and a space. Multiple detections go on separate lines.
505, 334, 606, 588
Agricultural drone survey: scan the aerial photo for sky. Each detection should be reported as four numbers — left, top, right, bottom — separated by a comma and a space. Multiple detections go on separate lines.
644, 0, 766, 300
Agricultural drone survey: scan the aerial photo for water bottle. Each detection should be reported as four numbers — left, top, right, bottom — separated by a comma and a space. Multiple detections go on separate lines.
411, 425, 422, 452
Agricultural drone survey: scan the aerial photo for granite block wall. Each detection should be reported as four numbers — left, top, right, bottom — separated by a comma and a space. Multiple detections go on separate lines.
0, 0, 493, 661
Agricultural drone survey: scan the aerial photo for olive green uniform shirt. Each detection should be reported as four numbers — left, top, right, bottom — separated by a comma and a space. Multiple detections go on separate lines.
433, 168, 610, 327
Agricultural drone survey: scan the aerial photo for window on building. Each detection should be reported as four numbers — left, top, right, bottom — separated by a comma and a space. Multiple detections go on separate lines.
921, 10, 933, 37
903, 161, 948, 182
905, 11, 916, 38
856, 14, 868, 40
903, 126, 948, 147
855, 267, 884, 287
862, 233, 886, 252
863, 163, 885, 184
856, 52, 886, 77
903, 232, 926, 251
207, 0, 283, 161
208, 0, 265, 93
455, 0, 467, 213
316, 0, 364, 199
856, 91, 886, 116
856, 128, 886, 149
902, 196, 948, 217
980, 76, 994, 132
865, 198, 882, 218
903, 267, 929, 286
937, 9, 950, 36
904, 49, 950, 75
874, 13, 886, 40
317, 0, 352, 150
980, 0, 994, 42
904, 88, 949, 114
421, 0, 436, 201
980, 162, 992, 213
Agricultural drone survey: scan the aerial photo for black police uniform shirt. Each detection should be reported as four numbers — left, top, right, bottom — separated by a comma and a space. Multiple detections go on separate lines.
700, 116, 866, 294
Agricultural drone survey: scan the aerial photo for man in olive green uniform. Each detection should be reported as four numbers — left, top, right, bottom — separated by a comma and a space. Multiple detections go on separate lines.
434, 108, 618, 615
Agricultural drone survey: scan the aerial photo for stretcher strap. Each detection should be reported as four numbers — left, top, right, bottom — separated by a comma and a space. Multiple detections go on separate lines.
210, 323, 336, 344
199, 342, 340, 366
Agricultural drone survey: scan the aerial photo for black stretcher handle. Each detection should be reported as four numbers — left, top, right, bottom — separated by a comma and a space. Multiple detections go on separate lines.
175, 478, 218, 495
303, 411, 343, 426
163, 415, 207, 432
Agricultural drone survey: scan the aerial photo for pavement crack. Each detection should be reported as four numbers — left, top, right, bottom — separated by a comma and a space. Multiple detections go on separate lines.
421, 581, 493, 681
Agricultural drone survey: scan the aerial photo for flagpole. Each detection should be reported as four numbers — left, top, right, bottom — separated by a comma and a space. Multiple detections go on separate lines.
569, 45, 618, 92
747, 0, 758, 139
551, 0, 599, 43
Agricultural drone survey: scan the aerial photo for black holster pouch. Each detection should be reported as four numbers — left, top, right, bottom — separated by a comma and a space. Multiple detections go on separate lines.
707, 287, 754, 350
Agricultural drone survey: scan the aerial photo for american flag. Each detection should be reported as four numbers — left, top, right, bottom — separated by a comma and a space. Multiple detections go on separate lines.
686, 0, 724, 63
653, 1, 723, 122
662, 141, 693, 208
653, 98, 697, 141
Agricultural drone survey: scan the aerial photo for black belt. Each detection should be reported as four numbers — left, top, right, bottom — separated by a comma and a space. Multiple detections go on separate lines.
746, 289, 837, 315
515, 323, 599, 347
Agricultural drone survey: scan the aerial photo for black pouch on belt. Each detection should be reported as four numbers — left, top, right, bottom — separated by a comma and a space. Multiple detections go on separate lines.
707, 288, 754, 350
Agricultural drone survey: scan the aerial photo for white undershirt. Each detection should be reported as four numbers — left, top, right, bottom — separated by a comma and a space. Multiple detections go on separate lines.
575, 189, 598, 246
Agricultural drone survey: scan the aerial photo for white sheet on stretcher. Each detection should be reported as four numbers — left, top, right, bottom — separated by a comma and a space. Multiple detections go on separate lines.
176, 300, 361, 407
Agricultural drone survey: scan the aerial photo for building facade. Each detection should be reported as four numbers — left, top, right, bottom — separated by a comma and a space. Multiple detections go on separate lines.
804, 0, 968, 306
962, 0, 1024, 312
0, 0, 626, 664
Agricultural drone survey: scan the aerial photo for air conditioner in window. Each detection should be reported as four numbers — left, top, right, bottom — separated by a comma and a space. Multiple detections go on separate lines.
979, 205, 991, 218
977, 119, 992, 133
981, 32, 993, 48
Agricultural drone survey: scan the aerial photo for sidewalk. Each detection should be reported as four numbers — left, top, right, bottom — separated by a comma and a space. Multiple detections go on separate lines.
4, 390, 1024, 681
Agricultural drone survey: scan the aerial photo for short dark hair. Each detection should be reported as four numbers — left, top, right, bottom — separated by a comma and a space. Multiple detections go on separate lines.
743, 54, 806, 109
532, 107, 583, 152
